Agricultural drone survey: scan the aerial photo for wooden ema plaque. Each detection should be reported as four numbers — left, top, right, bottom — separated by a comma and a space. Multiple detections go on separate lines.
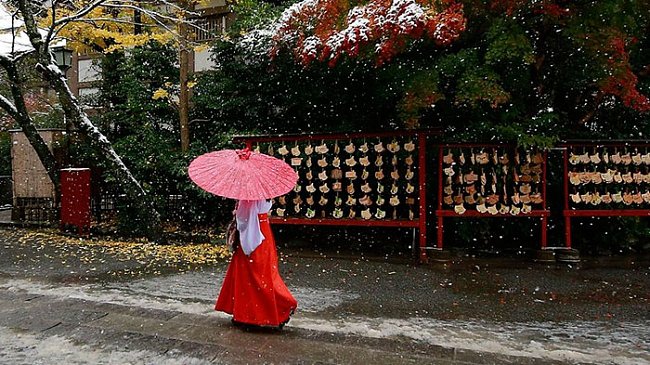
234, 130, 437, 262
435, 144, 550, 250
563, 141, 650, 247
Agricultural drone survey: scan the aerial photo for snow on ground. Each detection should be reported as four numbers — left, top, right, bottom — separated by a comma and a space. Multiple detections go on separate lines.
291, 316, 650, 365
0, 327, 218, 365
1, 275, 648, 365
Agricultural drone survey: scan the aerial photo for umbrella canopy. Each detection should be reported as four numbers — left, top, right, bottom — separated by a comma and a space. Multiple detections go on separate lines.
188, 148, 298, 200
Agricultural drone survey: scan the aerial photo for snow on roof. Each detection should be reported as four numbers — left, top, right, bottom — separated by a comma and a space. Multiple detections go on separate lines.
0, 4, 29, 54
0, 4, 23, 30
0, 3, 64, 56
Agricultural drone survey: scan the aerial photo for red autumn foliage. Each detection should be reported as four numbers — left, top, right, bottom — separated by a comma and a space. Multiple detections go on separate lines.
488, 0, 527, 16
599, 36, 650, 113
487, 0, 570, 18
534, 1, 571, 18
270, 0, 467, 67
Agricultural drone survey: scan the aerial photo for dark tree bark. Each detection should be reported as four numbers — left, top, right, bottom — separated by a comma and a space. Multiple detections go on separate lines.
6, 0, 162, 239
0, 55, 61, 200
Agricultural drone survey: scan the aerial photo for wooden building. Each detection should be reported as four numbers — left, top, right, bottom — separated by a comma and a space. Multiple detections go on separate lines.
10, 129, 65, 222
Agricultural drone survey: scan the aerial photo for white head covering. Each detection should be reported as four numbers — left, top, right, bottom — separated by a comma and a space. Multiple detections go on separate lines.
236, 199, 272, 255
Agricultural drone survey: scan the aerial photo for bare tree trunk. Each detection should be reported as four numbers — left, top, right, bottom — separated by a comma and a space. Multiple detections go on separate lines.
0, 56, 61, 200
16, 0, 162, 239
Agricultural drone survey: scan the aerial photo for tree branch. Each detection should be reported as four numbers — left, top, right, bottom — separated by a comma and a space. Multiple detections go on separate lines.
105, 4, 181, 39
0, 51, 62, 197
66, 17, 155, 27
45, 0, 56, 45
48, 0, 206, 48
578, 91, 604, 126
52, 0, 108, 28
0, 57, 19, 119
0, 94, 19, 119
11, 0, 162, 238
16, 0, 48, 60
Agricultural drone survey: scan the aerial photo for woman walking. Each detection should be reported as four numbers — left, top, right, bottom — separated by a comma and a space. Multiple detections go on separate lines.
188, 147, 299, 329
216, 199, 297, 328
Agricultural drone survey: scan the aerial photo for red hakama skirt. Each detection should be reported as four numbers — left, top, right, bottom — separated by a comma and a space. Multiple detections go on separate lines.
215, 213, 297, 327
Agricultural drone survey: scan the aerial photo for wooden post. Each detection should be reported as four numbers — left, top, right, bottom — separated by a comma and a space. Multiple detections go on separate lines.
179, 2, 191, 153
417, 133, 428, 262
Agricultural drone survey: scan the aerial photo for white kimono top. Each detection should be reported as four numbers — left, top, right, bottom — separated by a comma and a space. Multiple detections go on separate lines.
236, 199, 272, 255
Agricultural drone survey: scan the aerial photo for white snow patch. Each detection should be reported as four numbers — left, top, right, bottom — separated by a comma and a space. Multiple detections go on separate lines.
291, 286, 360, 312
1, 277, 220, 316
291, 317, 650, 365
0, 273, 358, 315
0, 5, 66, 57
2, 276, 648, 365
0, 326, 217, 365
269, 0, 430, 60
235, 27, 276, 65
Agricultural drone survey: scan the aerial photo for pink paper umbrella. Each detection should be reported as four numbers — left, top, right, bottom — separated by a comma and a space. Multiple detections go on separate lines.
188, 148, 298, 200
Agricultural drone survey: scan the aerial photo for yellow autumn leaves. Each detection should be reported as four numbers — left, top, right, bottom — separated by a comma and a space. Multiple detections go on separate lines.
44, 1, 222, 55
14, 229, 231, 274
45, 6, 174, 54
152, 88, 171, 100
152, 81, 197, 100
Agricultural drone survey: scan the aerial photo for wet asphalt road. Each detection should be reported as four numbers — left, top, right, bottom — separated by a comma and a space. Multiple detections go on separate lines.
0, 226, 649, 364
